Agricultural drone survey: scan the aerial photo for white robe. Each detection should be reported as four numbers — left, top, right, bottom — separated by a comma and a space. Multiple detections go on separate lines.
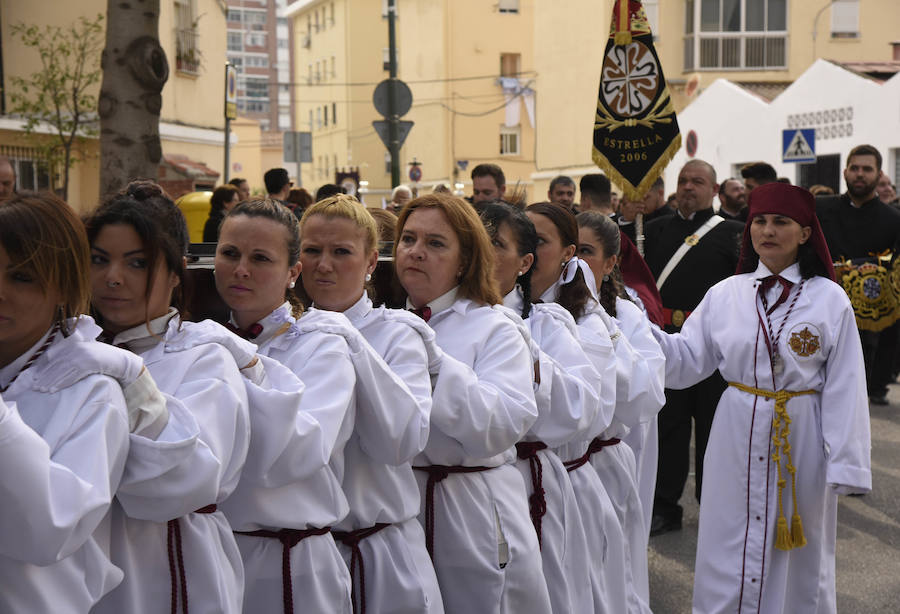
221, 304, 356, 613
0, 317, 130, 613
538, 283, 630, 614
652, 263, 871, 614
414, 293, 551, 614
590, 301, 664, 613
615, 297, 666, 538
335, 293, 444, 614
94, 313, 253, 614
502, 291, 603, 614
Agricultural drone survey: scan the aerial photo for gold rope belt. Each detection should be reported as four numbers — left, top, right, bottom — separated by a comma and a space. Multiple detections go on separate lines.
728, 381, 817, 551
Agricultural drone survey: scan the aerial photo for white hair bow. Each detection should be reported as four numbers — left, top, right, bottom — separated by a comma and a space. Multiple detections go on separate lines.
559, 256, 599, 300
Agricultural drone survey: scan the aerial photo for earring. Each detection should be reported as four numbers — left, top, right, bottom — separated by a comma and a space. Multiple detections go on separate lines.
560, 261, 566, 268
365, 273, 372, 282
518, 270, 525, 276
289, 281, 296, 289
603, 274, 610, 282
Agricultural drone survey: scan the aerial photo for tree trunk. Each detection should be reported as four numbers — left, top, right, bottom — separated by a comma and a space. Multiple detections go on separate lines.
99, 0, 169, 198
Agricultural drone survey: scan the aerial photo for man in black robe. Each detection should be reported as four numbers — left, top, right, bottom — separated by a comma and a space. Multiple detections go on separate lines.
817, 144, 900, 405
643, 159, 744, 536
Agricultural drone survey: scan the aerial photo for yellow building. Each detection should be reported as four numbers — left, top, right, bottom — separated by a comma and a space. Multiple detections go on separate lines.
285, 0, 536, 202
532, 0, 900, 198
1, 0, 229, 212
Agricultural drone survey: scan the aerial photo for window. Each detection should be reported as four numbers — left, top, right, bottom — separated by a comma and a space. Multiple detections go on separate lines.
498, 0, 519, 13
316, 107, 322, 129
500, 125, 520, 156
259, 119, 270, 132
245, 55, 268, 68
314, 9, 320, 32
684, 0, 787, 71
227, 32, 242, 51
330, 2, 335, 25
309, 110, 314, 130
228, 55, 243, 68
332, 102, 337, 125
244, 78, 269, 99
243, 100, 270, 113
245, 32, 266, 47
279, 113, 291, 130
308, 63, 313, 83
227, 9, 241, 23
831, 0, 859, 38
175, 0, 200, 74
324, 105, 328, 127
0, 148, 51, 192
500, 53, 521, 77
331, 56, 336, 78
243, 10, 267, 30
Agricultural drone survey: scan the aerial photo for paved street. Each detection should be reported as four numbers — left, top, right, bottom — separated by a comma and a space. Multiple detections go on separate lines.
648, 384, 900, 613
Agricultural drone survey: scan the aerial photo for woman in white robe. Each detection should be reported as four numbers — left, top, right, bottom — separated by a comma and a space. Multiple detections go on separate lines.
652, 183, 871, 613
526, 201, 644, 613
478, 201, 604, 614
214, 198, 354, 613
394, 193, 552, 614
296, 195, 443, 614
85, 182, 263, 614
0, 192, 131, 612
578, 211, 667, 579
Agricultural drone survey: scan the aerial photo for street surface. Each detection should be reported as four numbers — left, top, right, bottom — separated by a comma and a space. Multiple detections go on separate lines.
648, 384, 900, 613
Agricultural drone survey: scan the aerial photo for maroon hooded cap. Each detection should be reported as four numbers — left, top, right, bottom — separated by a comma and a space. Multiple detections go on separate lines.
618, 232, 665, 327
736, 182, 835, 281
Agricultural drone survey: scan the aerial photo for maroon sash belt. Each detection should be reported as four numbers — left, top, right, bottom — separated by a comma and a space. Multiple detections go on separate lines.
412, 464, 493, 559
167, 504, 218, 614
563, 437, 621, 473
234, 525, 332, 614
515, 441, 548, 549
332, 523, 392, 614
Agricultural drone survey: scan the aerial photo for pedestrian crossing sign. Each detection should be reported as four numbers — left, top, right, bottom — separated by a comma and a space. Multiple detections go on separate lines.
782, 128, 816, 163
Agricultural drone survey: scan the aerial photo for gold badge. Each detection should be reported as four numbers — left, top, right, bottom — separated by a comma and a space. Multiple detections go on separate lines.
684, 234, 699, 246
671, 309, 686, 327
789, 327, 820, 357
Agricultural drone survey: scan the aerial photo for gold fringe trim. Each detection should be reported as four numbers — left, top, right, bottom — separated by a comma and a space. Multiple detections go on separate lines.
592, 129, 682, 202
728, 382, 816, 552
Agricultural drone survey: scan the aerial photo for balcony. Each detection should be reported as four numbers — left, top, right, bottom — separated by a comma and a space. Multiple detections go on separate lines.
175, 28, 201, 74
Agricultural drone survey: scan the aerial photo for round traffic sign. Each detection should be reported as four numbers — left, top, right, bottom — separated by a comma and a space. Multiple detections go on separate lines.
685, 130, 698, 158
373, 79, 413, 117
409, 165, 422, 183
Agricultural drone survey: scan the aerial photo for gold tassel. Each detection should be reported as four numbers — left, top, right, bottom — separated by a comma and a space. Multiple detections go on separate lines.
775, 516, 793, 551
791, 513, 807, 548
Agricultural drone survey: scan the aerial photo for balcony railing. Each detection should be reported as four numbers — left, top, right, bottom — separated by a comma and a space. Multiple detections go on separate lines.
684, 32, 787, 71
176, 28, 201, 74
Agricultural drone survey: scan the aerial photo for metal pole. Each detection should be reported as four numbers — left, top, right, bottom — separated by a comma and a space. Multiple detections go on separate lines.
387, 0, 400, 188
224, 117, 231, 184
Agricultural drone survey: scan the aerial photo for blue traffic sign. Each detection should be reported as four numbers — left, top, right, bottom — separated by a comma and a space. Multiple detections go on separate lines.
782, 129, 816, 163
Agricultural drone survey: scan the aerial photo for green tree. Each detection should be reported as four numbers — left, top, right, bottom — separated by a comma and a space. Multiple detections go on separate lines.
8, 14, 104, 201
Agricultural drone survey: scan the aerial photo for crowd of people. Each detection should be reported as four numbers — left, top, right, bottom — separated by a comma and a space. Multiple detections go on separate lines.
0, 143, 880, 613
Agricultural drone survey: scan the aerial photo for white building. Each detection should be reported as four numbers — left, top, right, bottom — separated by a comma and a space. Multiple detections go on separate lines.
664, 59, 900, 193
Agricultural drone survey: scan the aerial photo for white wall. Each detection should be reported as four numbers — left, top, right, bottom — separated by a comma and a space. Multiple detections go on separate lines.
664, 60, 900, 190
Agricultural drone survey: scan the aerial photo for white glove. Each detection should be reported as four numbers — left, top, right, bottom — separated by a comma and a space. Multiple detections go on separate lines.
123, 367, 169, 439
171, 319, 259, 369
391, 311, 444, 375
73, 342, 145, 387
